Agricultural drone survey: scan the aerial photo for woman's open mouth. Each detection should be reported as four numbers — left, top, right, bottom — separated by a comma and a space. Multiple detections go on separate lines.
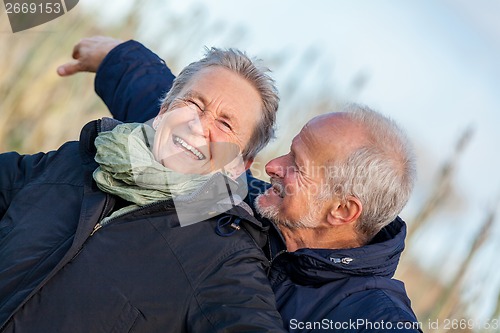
173, 135, 206, 160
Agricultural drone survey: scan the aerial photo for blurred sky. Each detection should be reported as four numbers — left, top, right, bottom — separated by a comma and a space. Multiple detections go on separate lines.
78, 0, 500, 317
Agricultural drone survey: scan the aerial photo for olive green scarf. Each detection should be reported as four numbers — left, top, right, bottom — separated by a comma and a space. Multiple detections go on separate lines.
93, 123, 210, 223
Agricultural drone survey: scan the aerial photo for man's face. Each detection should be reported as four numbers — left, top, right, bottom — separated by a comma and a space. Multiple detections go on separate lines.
256, 114, 363, 228
152, 66, 262, 175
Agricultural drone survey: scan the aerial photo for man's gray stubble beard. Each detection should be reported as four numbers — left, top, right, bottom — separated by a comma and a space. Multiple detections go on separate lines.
254, 192, 320, 230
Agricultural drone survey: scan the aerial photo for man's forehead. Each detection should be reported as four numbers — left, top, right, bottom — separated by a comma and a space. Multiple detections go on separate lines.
291, 124, 321, 159
308, 113, 363, 139
309, 112, 347, 128
295, 113, 366, 161
295, 118, 330, 146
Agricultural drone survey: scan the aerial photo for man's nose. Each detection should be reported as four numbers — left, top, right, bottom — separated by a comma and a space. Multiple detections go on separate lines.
265, 155, 286, 178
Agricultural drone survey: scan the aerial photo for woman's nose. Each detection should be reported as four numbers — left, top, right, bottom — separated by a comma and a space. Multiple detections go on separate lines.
188, 114, 208, 137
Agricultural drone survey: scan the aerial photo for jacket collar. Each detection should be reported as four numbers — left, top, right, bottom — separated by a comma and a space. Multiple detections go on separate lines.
274, 217, 407, 285
79, 118, 123, 171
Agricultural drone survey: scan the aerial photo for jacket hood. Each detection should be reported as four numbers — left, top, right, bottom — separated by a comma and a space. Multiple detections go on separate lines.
283, 217, 407, 286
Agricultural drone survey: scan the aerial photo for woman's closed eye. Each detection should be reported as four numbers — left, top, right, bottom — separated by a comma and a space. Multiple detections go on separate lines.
217, 119, 232, 132
184, 99, 203, 113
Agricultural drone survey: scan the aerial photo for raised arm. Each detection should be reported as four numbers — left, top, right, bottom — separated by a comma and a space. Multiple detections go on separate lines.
58, 36, 175, 122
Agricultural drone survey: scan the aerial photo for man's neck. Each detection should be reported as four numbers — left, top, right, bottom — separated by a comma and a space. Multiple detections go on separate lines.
278, 224, 363, 252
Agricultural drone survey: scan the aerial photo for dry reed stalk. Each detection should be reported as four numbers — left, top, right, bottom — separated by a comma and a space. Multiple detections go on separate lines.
432, 204, 497, 332
407, 126, 474, 239
0, 6, 140, 153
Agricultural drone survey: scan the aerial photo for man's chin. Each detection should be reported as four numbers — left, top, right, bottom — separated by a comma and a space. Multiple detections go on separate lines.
255, 194, 312, 230
255, 194, 279, 221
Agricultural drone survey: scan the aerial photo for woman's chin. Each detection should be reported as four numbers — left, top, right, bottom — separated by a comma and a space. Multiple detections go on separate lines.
160, 156, 212, 176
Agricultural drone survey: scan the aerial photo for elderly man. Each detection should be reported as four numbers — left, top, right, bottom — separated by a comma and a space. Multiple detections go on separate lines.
58, 37, 423, 332
0, 44, 286, 332
257, 108, 421, 332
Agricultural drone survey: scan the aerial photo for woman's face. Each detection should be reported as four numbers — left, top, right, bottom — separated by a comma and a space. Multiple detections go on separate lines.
152, 66, 263, 176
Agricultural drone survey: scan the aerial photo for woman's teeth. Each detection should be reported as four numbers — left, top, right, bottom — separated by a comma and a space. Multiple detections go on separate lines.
174, 136, 206, 160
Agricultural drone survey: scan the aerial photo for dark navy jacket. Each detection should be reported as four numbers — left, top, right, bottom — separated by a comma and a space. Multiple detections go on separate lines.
267, 218, 422, 332
0, 118, 286, 332
94, 40, 422, 332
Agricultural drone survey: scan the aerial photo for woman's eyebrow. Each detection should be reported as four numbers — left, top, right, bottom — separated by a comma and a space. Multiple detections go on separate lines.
181, 90, 206, 105
183, 91, 238, 126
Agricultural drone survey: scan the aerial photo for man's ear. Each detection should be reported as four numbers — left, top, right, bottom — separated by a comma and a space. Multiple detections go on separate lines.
326, 196, 362, 226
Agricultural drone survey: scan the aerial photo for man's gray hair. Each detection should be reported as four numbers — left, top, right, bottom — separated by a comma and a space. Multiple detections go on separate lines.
322, 104, 417, 242
160, 47, 279, 161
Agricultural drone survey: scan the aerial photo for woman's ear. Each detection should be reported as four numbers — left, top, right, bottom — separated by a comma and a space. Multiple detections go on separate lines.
153, 102, 171, 129
152, 114, 163, 130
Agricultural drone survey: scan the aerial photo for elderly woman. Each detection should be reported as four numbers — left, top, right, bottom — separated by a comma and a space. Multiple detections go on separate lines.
0, 46, 286, 332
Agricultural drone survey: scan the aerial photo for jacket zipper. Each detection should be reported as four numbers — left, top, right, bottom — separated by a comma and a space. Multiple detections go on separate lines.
90, 199, 172, 236
266, 249, 288, 279
270, 249, 288, 266
71, 194, 114, 260
87, 193, 113, 236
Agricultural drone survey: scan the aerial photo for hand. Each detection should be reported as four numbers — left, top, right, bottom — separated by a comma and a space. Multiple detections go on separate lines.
57, 36, 124, 76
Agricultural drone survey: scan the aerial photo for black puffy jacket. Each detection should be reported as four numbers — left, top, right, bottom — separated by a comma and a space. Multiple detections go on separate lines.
0, 118, 285, 332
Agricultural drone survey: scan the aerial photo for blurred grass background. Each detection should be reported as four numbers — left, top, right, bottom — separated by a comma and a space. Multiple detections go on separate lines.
1, 1, 499, 332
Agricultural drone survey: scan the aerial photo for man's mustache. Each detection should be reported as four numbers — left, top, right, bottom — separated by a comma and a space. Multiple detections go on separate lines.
270, 178, 285, 198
